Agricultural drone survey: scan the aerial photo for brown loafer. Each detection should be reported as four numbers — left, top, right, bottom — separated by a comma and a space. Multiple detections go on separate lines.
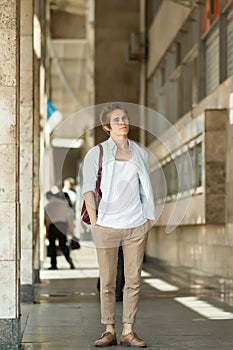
95, 331, 117, 347
120, 332, 147, 348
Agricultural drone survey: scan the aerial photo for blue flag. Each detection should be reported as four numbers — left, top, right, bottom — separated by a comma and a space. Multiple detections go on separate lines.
46, 99, 63, 134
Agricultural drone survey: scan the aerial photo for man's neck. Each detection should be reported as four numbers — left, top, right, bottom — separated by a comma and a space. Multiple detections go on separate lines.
111, 136, 128, 149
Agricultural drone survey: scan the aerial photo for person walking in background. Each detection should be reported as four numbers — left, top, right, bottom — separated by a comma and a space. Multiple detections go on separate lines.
63, 177, 77, 214
44, 191, 75, 270
82, 103, 156, 347
55, 182, 73, 208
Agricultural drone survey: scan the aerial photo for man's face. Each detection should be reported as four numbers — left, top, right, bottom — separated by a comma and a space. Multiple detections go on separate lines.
108, 109, 129, 138
64, 180, 72, 189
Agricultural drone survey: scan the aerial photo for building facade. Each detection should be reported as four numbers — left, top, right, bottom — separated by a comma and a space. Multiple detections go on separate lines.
146, 0, 233, 293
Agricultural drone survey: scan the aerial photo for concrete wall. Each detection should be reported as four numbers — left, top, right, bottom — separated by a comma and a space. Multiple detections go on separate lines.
147, 224, 233, 278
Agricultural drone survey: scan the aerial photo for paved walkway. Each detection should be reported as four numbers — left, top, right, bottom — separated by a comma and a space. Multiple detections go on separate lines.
20, 243, 233, 349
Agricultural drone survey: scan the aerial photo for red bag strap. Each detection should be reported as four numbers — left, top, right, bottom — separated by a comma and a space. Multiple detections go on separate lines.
96, 144, 103, 193
98, 144, 103, 175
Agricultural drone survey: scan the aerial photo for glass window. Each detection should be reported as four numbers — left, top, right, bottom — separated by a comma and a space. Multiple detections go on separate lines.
189, 147, 196, 189
152, 167, 166, 200
155, 141, 203, 202
163, 163, 171, 197
176, 154, 183, 193
170, 159, 178, 195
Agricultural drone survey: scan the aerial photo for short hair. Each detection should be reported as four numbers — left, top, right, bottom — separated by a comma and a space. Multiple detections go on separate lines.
99, 102, 129, 134
46, 191, 54, 200
64, 177, 75, 185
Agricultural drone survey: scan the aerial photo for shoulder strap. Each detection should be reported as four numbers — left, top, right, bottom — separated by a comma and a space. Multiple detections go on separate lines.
95, 144, 103, 196
98, 144, 103, 173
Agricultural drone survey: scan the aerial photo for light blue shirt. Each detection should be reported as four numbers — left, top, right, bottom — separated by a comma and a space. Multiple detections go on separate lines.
82, 137, 156, 222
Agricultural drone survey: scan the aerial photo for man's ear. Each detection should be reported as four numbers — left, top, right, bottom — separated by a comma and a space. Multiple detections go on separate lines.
103, 125, 110, 132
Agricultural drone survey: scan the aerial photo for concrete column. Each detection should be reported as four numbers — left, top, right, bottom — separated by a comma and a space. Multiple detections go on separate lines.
0, 1, 20, 349
205, 109, 227, 224
20, 0, 34, 302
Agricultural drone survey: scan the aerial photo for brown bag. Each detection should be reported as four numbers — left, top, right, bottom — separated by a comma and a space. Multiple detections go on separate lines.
81, 144, 103, 224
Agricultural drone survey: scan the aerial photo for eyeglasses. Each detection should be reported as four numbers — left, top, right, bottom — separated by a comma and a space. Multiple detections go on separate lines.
111, 115, 129, 124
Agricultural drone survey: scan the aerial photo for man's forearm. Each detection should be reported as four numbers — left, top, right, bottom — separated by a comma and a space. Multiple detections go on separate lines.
84, 191, 97, 226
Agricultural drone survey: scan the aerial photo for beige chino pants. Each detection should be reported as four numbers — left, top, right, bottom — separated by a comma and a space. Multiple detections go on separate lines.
92, 220, 150, 325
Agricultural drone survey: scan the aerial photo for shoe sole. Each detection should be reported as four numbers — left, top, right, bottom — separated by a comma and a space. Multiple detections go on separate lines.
120, 341, 147, 348
95, 340, 117, 347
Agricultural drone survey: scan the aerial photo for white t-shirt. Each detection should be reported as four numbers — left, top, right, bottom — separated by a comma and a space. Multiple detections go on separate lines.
97, 160, 146, 229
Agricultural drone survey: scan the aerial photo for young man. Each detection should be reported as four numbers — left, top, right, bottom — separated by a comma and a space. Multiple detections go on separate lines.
82, 103, 156, 347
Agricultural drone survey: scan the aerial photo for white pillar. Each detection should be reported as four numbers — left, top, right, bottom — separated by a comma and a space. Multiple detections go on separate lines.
0, 0, 20, 348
